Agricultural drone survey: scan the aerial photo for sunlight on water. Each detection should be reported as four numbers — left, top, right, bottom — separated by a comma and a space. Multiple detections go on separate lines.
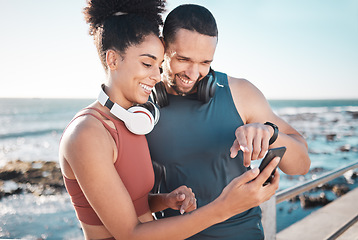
0, 193, 83, 239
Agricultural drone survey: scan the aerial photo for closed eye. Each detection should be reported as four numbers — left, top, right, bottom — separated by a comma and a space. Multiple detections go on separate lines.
142, 63, 152, 68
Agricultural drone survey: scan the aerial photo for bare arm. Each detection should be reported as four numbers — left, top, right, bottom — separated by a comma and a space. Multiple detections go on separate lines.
228, 76, 310, 175
60, 114, 281, 240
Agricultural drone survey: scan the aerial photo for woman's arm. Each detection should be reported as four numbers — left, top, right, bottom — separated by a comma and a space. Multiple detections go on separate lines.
61, 114, 280, 240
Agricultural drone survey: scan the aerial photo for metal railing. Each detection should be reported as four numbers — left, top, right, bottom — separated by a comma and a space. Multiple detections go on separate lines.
261, 160, 358, 240
276, 160, 358, 203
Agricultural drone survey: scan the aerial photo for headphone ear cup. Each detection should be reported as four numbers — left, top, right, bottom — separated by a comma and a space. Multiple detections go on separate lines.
197, 71, 217, 103
139, 102, 160, 125
208, 75, 217, 98
126, 106, 155, 135
197, 76, 208, 102
152, 82, 169, 108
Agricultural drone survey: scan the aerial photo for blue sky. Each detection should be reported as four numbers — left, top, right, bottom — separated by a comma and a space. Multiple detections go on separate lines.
1, 0, 357, 99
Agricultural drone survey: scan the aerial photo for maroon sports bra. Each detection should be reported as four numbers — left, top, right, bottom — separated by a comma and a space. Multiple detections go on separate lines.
63, 108, 155, 225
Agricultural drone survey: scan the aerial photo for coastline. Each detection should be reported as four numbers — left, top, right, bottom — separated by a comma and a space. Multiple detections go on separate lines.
1, 98, 358, 238
1, 159, 357, 236
1, 159, 356, 204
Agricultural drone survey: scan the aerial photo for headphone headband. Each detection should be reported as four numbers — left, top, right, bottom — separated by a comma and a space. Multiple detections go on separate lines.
98, 84, 133, 122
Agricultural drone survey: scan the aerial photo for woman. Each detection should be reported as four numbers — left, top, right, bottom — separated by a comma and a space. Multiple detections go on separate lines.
59, 0, 280, 239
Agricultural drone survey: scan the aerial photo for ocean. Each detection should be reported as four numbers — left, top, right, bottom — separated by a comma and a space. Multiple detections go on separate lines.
0, 98, 358, 239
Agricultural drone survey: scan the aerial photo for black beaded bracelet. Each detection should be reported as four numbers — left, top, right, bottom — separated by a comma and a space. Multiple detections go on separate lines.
264, 122, 279, 145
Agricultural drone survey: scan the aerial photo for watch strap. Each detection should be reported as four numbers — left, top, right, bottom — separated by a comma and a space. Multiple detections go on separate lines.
264, 122, 278, 145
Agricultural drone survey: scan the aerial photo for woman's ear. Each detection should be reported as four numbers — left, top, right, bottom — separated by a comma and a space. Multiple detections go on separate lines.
106, 50, 118, 70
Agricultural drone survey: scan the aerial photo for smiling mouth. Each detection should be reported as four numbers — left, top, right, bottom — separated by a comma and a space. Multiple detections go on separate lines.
177, 75, 194, 85
140, 83, 154, 93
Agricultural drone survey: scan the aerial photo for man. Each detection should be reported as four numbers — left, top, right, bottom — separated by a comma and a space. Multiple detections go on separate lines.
147, 4, 310, 240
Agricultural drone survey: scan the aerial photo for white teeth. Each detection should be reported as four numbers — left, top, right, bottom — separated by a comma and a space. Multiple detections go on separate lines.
178, 75, 193, 84
140, 83, 153, 92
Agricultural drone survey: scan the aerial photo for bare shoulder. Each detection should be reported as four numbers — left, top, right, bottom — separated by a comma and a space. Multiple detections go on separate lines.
227, 76, 272, 123
59, 112, 115, 178
228, 76, 263, 98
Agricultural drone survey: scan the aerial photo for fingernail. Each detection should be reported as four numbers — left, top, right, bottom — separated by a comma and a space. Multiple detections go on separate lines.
252, 167, 259, 174
180, 209, 184, 215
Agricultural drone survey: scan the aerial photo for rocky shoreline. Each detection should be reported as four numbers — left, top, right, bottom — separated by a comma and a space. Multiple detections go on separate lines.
1, 160, 357, 210
0, 160, 65, 198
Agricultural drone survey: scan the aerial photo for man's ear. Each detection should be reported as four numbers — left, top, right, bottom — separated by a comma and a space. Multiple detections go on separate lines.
106, 50, 118, 70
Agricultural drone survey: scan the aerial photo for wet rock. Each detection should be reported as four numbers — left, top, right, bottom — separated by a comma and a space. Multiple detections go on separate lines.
0, 170, 22, 180
339, 144, 351, 152
299, 192, 331, 208
347, 111, 358, 119
326, 133, 337, 141
332, 184, 349, 197
0, 160, 65, 198
288, 195, 300, 203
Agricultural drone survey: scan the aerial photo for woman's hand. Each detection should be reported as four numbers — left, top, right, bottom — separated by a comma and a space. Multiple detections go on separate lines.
165, 185, 197, 214
215, 157, 280, 220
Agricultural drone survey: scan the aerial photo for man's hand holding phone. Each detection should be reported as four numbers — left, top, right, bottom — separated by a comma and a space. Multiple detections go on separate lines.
257, 147, 286, 185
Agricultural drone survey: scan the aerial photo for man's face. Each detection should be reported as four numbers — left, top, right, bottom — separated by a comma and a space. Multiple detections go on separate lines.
163, 29, 217, 95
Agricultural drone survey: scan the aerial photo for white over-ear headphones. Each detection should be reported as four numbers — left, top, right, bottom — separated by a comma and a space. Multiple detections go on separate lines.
98, 84, 160, 135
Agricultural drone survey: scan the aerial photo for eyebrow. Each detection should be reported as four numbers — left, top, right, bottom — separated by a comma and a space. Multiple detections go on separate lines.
140, 53, 164, 63
177, 54, 213, 64
140, 54, 157, 60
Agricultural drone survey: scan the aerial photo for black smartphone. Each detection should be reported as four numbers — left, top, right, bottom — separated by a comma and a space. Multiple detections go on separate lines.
258, 146, 286, 186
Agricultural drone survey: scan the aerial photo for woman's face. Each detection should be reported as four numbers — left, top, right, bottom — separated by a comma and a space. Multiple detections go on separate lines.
111, 34, 164, 108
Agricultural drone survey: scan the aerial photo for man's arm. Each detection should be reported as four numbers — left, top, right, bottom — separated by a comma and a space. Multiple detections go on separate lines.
228, 76, 310, 175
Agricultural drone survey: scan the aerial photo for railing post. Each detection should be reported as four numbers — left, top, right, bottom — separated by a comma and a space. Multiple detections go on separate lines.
261, 195, 277, 240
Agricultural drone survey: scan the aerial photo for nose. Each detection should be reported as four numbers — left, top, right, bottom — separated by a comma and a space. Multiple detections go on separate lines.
186, 63, 200, 81
150, 67, 162, 83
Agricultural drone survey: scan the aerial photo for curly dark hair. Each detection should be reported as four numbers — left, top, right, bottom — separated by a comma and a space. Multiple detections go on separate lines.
83, 0, 166, 70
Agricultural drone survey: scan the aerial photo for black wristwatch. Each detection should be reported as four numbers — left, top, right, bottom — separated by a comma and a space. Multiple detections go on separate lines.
264, 122, 279, 145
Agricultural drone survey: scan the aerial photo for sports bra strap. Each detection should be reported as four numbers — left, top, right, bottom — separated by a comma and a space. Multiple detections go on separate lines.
62, 108, 120, 147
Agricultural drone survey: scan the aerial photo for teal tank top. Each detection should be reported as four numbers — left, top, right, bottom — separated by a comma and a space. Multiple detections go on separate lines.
147, 72, 264, 240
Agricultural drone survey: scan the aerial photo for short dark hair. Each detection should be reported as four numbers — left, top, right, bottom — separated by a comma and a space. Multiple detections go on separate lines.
163, 4, 218, 45
83, 0, 165, 70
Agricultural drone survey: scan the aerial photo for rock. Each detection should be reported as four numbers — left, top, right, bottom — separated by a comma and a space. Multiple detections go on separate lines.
339, 144, 351, 152
0, 170, 22, 180
299, 193, 331, 208
332, 184, 349, 197
326, 133, 337, 141
347, 111, 358, 119
0, 160, 65, 198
